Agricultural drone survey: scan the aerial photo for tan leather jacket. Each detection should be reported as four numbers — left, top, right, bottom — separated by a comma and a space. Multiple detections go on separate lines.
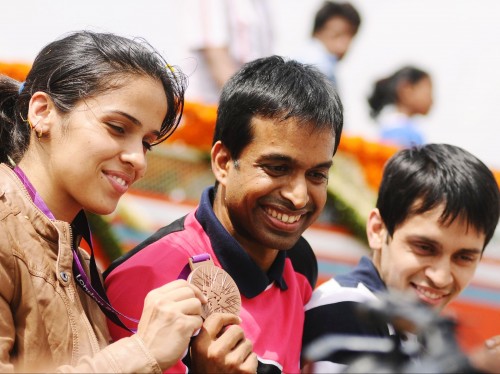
0, 164, 162, 373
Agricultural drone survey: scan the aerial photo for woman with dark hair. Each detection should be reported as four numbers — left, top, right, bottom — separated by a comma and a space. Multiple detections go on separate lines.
0, 31, 207, 372
367, 65, 433, 148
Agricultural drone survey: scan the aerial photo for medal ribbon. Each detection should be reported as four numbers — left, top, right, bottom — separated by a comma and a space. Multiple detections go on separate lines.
177, 253, 212, 279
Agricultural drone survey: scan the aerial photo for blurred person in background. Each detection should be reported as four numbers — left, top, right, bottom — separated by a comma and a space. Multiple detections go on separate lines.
183, 0, 274, 104
367, 65, 434, 148
293, 1, 361, 88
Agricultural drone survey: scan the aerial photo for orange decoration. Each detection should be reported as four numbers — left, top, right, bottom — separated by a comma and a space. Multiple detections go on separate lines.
494, 170, 500, 189
166, 102, 500, 192
2, 62, 499, 190
0, 62, 31, 81
338, 136, 399, 190
165, 101, 217, 153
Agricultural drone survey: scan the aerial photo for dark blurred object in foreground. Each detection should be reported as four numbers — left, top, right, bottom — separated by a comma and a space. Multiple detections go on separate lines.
304, 291, 481, 373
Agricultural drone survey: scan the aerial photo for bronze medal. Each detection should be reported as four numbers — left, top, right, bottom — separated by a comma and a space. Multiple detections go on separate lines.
187, 258, 241, 319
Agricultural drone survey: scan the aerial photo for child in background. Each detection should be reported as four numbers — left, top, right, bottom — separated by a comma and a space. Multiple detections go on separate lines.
368, 66, 433, 148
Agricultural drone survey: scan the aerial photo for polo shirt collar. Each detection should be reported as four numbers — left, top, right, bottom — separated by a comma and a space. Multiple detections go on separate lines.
195, 187, 288, 298
353, 256, 387, 293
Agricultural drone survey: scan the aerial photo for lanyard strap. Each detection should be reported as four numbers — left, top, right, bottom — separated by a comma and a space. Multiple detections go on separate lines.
13, 165, 138, 333
13, 166, 55, 220
71, 212, 139, 333
72, 246, 140, 333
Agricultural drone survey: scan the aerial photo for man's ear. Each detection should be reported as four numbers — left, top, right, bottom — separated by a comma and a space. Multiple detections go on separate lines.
211, 141, 231, 186
27, 92, 57, 136
366, 208, 386, 251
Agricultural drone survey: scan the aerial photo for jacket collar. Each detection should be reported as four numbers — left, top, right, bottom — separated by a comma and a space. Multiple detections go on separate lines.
0, 164, 89, 274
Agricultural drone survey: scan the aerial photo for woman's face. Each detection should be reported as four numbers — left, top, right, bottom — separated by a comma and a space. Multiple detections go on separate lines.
32, 75, 167, 221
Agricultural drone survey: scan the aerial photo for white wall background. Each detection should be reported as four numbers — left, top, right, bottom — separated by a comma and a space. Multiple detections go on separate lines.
2, 0, 499, 168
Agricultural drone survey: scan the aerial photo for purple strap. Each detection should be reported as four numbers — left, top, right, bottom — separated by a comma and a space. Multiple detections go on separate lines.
178, 253, 212, 279
13, 166, 138, 333
72, 245, 139, 333
13, 166, 55, 220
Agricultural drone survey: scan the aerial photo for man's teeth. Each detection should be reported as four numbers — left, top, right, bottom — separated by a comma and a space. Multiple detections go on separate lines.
112, 176, 127, 187
266, 208, 301, 223
416, 286, 442, 300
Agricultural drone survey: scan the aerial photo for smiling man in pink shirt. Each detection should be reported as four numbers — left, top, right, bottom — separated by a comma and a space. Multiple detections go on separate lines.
104, 55, 344, 373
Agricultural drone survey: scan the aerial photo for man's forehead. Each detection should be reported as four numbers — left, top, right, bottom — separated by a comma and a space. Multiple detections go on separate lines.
394, 205, 486, 248
250, 116, 335, 140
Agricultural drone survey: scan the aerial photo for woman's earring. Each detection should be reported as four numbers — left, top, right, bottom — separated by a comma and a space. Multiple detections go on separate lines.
20, 113, 43, 138
29, 120, 43, 138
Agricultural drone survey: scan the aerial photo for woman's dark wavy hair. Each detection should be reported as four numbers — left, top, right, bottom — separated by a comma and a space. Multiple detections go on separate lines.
367, 66, 429, 119
0, 30, 187, 164
377, 143, 500, 250
213, 55, 344, 160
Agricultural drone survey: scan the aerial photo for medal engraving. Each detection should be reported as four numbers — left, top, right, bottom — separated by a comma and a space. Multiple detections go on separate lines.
188, 263, 241, 319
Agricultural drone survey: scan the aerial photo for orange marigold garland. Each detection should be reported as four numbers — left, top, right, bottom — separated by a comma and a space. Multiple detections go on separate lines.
165, 101, 217, 153
494, 170, 500, 189
165, 104, 500, 190
0, 62, 31, 81
3, 60, 499, 195
337, 136, 399, 190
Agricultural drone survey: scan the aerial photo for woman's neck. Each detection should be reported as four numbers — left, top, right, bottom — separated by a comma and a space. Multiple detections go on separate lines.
17, 158, 78, 223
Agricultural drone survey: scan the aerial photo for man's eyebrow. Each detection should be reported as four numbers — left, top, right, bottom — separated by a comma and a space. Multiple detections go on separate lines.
316, 160, 333, 169
258, 153, 292, 162
258, 154, 333, 168
408, 235, 483, 253
457, 248, 483, 255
